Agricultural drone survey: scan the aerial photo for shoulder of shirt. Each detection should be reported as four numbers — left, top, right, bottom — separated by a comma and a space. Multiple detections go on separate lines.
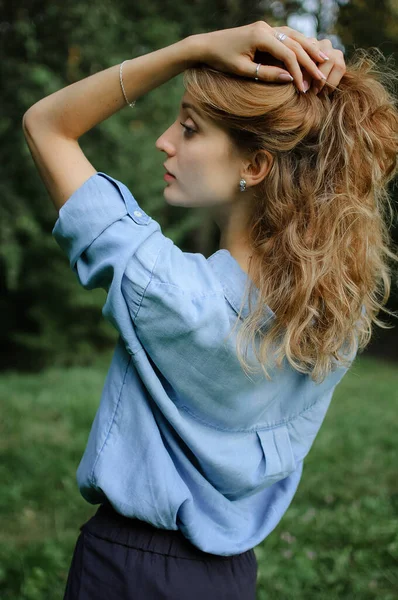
97, 170, 276, 324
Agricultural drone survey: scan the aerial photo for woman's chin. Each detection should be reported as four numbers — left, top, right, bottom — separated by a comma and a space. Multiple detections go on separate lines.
163, 190, 180, 205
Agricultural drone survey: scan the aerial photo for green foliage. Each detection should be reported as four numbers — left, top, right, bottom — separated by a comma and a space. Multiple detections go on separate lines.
0, 354, 397, 598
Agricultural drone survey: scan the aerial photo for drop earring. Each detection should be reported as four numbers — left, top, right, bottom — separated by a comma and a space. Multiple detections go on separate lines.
239, 178, 247, 192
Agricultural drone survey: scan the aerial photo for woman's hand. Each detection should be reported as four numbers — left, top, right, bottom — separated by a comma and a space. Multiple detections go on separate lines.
196, 21, 345, 94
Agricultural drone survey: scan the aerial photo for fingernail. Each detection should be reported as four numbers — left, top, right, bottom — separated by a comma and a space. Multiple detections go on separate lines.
278, 73, 294, 82
302, 80, 309, 93
319, 51, 330, 60
317, 68, 327, 80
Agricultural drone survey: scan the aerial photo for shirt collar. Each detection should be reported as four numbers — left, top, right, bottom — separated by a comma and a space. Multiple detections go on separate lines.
207, 249, 276, 323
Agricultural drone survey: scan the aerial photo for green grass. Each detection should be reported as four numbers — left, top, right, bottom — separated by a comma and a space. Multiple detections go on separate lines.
0, 353, 397, 599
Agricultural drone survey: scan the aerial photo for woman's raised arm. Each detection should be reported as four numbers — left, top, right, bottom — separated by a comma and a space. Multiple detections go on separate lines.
22, 35, 203, 140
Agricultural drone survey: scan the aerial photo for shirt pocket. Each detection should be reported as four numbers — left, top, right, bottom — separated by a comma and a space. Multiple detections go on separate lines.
255, 425, 297, 489
212, 424, 297, 501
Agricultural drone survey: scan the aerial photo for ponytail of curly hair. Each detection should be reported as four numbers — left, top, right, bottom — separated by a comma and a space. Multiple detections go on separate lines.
183, 47, 398, 384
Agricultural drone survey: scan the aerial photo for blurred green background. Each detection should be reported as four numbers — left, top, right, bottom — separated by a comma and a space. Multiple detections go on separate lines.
0, 0, 397, 598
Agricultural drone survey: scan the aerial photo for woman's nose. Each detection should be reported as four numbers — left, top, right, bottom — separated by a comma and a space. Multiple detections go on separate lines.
155, 124, 177, 154
155, 137, 175, 155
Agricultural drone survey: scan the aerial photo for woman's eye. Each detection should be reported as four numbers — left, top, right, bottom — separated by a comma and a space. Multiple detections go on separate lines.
180, 122, 196, 137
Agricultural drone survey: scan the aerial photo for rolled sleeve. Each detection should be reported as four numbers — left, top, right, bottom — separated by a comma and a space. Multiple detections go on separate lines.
52, 172, 159, 272
52, 171, 167, 353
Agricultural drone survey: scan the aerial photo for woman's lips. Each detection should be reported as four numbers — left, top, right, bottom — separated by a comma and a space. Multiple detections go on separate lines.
164, 173, 176, 181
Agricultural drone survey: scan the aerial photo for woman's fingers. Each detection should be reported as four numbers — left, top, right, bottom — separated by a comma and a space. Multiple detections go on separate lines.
254, 25, 327, 92
274, 26, 330, 64
272, 36, 327, 88
270, 26, 346, 96
313, 47, 346, 94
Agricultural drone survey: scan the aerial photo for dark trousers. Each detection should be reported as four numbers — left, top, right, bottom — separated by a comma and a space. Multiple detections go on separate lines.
63, 501, 258, 599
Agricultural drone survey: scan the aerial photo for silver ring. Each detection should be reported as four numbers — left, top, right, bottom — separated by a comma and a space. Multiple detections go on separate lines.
274, 31, 288, 43
254, 62, 261, 81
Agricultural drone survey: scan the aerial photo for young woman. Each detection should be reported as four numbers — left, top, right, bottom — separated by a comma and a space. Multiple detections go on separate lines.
22, 21, 398, 600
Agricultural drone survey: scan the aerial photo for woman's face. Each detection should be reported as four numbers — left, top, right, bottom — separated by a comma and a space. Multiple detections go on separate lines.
155, 92, 244, 209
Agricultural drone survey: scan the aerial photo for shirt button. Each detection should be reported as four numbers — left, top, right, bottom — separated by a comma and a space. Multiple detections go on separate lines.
134, 210, 143, 217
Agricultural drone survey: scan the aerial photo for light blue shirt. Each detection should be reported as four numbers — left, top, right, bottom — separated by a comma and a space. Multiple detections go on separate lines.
52, 171, 358, 556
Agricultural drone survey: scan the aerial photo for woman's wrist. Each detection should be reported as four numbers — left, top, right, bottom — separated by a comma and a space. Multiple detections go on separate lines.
183, 33, 208, 65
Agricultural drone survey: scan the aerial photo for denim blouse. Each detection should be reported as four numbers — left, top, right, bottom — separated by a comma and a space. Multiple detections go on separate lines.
52, 171, 358, 556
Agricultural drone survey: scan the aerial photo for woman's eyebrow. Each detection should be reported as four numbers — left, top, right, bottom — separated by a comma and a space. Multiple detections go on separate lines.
181, 102, 203, 120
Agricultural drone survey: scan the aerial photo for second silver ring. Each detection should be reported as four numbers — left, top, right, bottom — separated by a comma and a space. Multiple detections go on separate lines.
275, 31, 288, 43
254, 63, 261, 81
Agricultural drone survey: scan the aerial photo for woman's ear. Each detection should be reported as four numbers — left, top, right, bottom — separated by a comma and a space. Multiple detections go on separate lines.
243, 149, 273, 187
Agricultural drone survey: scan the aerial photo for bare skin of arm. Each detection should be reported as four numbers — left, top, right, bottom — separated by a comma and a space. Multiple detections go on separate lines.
23, 35, 203, 140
